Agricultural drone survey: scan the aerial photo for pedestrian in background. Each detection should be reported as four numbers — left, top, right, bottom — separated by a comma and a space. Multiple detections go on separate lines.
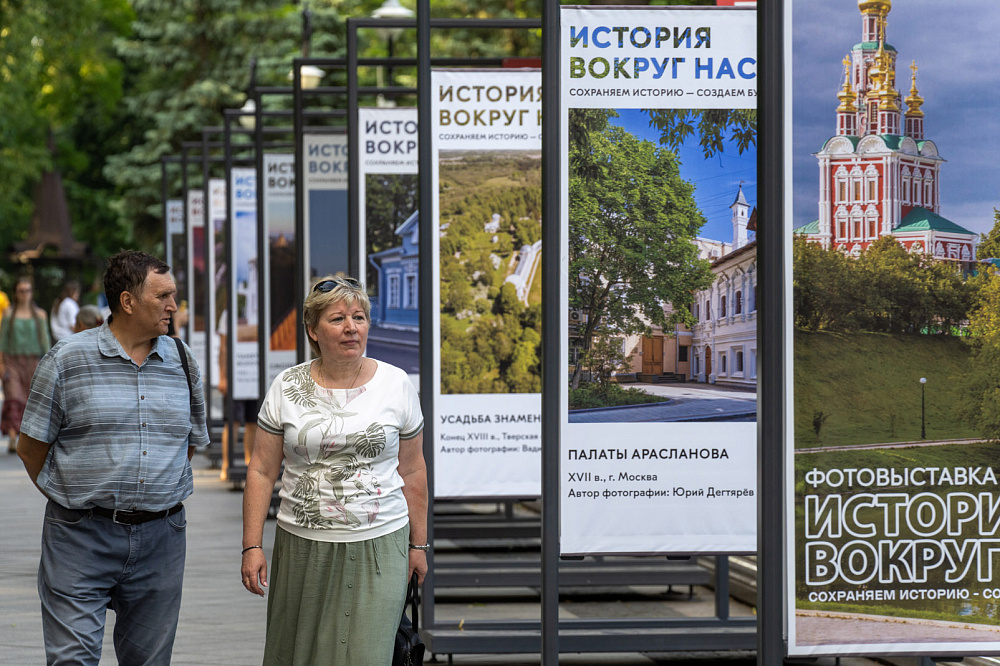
0, 276, 50, 453
49, 280, 80, 343
15, 250, 210, 665
73, 304, 104, 333
241, 275, 428, 666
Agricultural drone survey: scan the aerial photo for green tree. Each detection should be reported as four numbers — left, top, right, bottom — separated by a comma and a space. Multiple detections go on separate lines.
961, 270, 1000, 441
568, 109, 712, 389
364, 173, 418, 286
646, 109, 757, 159
976, 209, 1000, 260
105, 0, 308, 249
792, 235, 861, 331
0, 0, 133, 255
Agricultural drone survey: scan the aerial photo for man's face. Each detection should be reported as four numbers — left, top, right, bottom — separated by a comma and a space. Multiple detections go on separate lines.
131, 270, 178, 338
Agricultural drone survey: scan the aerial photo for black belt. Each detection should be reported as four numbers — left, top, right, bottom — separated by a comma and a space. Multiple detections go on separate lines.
90, 503, 184, 525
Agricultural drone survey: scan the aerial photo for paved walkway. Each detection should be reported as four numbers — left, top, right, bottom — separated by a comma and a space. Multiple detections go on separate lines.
569, 383, 757, 423
0, 448, 899, 665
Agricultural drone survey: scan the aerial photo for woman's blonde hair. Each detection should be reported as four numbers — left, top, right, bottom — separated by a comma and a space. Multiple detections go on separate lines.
302, 275, 371, 357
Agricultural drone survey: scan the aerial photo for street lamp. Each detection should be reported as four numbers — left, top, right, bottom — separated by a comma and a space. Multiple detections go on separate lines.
287, 64, 325, 90
372, 0, 413, 107
238, 98, 256, 130
288, 1, 324, 88
920, 377, 927, 439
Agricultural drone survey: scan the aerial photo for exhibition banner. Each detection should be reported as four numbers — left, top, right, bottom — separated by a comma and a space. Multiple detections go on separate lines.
166, 199, 187, 338
208, 177, 226, 389
229, 167, 258, 400
785, 0, 1000, 656
186, 188, 207, 368
431, 69, 543, 498
302, 134, 349, 294
559, 6, 757, 555
262, 153, 297, 387
358, 107, 420, 384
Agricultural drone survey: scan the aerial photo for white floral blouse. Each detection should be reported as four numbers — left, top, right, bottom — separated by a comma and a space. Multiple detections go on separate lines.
258, 359, 423, 542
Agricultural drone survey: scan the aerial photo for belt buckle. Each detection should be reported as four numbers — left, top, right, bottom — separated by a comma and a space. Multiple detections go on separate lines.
111, 509, 129, 525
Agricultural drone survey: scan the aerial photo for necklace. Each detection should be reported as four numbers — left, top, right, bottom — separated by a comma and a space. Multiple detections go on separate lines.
319, 358, 363, 390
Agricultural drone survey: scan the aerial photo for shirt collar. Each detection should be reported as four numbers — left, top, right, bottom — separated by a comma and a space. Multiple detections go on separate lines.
98, 319, 166, 364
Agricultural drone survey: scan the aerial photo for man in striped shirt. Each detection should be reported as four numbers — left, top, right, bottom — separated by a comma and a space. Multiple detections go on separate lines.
17, 250, 210, 666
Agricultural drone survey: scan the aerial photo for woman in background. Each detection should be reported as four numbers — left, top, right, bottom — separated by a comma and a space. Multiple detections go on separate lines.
49, 280, 80, 343
0, 277, 50, 452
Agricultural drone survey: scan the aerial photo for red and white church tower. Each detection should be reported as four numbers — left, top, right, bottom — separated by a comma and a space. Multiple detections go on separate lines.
796, 0, 977, 264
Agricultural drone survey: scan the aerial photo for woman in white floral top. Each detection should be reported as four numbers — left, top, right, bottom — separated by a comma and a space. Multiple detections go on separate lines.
241, 275, 427, 666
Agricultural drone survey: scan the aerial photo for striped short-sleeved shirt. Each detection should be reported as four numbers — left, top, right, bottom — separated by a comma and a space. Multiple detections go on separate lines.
21, 322, 210, 511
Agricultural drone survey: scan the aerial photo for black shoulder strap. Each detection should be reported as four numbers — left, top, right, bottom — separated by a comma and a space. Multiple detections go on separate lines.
173, 336, 193, 411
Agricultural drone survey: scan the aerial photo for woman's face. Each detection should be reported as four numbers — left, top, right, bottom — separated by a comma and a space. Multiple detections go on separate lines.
14, 282, 32, 305
307, 299, 369, 363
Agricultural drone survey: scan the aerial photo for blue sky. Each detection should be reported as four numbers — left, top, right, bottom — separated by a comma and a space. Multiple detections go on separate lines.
791, 1, 1000, 235
609, 108, 758, 244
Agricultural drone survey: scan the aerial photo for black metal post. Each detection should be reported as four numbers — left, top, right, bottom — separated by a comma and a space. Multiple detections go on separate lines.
200, 128, 215, 406
415, 0, 435, 631
222, 114, 236, 480
758, 0, 785, 663
180, 144, 191, 346
541, 0, 560, 664
921, 378, 926, 439
161, 158, 170, 260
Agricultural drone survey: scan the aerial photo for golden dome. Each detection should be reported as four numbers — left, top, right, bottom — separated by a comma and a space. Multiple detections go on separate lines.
837, 56, 857, 113
858, 0, 891, 13
905, 60, 924, 117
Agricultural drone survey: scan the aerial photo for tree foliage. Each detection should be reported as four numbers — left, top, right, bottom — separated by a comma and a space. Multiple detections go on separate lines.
568, 108, 712, 389
646, 109, 757, 159
438, 152, 542, 394
0, 0, 134, 264
793, 235, 975, 335
960, 270, 1000, 441
976, 209, 1000, 260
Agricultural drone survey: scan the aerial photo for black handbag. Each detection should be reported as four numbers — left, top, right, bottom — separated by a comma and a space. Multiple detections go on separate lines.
393, 573, 425, 666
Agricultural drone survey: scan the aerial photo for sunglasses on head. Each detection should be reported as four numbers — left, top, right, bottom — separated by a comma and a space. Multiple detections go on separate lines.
312, 277, 361, 293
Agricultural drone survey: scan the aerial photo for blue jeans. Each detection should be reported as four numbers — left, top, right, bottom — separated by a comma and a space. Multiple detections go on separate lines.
38, 500, 187, 666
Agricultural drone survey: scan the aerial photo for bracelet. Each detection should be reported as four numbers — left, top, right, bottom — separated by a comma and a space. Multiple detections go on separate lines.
409, 543, 430, 551
242, 545, 262, 554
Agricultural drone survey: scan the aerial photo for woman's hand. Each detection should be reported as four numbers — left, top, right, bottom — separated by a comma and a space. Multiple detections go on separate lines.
241, 548, 269, 597
408, 549, 428, 585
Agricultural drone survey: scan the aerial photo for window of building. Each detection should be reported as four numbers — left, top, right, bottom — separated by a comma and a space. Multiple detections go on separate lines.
837, 181, 847, 202
693, 302, 699, 320
838, 219, 847, 240
751, 285, 758, 312
735, 350, 744, 374
750, 350, 757, 379
925, 182, 933, 207
867, 179, 876, 201
903, 179, 910, 202
852, 180, 862, 201
720, 353, 727, 375
388, 275, 401, 308
678, 345, 689, 363
735, 290, 743, 315
868, 217, 877, 239
721, 295, 727, 318
853, 218, 862, 239
405, 275, 418, 309
706, 300, 711, 320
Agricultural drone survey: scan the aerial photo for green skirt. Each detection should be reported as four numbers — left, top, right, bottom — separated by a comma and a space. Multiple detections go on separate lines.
263, 525, 409, 666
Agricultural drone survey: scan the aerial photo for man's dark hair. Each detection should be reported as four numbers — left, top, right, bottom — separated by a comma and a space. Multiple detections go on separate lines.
104, 250, 170, 315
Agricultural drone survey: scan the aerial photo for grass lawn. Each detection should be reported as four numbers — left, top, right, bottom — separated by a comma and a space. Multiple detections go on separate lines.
794, 330, 978, 448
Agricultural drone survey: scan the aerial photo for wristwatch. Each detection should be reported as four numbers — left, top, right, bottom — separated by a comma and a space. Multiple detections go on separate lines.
409, 543, 431, 551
